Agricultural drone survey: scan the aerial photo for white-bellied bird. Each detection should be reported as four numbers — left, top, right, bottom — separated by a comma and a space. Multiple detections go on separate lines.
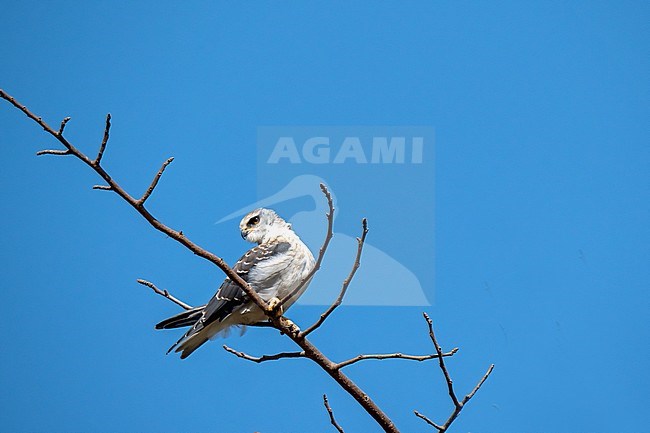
156, 208, 315, 359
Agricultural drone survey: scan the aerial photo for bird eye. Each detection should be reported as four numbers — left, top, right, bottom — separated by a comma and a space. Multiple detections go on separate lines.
247, 216, 260, 227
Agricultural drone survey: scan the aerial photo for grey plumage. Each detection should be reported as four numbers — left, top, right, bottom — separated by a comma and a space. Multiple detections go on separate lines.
155, 307, 204, 330
156, 208, 315, 359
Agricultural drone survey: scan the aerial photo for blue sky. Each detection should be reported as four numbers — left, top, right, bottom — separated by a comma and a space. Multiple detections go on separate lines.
1, 2, 649, 432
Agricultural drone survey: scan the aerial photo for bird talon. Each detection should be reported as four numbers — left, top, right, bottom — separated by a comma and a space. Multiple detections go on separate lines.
268, 296, 284, 317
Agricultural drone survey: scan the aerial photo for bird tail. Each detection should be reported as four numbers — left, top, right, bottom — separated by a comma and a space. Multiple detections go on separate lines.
155, 306, 204, 330
156, 308, 237, 359
175, 333, 210, 359
174, 316, 237, 359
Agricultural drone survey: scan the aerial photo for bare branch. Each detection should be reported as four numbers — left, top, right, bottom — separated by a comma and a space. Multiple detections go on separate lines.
413, 411, 443, 431
423, 312, 460, 408
136, 279, 193, 310
417, 313, 495, 432
323, 394, 345, 433
335, 348, 458, 370
1, 89, 271, 322
138, 157, 174, 205
3, 89, 481, 433
93, 185, 113, 191
94, 113, 111, 165
36, 149, 71, 156
463, 364, 494, 404
278, 183, 334, 308
58, 117, 71, 135
301, 218, 368, 337
222, 345, 305, 363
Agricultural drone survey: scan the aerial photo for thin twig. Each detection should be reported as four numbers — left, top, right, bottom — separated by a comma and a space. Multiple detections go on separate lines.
136, 279, 193, 310
416, 313, 495, 432
36, 149, 70, 156
335, 348, 458, 370
278, 183, 334, 308
222, 345, 305, 363
413, 411, 443, 431
301, 218, 368, 337
323, 394, 345, 433
424, 312, 459, 408
93, 185, 112, 190
94, 113, 111, 165
138, 157, 174, 205
463, 364, 494, 404
58, 117, 71, 135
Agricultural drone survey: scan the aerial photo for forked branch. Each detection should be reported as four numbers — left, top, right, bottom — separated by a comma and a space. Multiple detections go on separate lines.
414, 313, 494, 432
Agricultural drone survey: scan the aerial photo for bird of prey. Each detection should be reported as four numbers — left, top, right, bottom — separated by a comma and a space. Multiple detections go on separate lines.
155, 208, 315, 359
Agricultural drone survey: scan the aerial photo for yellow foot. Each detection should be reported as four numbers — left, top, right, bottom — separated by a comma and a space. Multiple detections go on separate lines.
267, 297, 284, 317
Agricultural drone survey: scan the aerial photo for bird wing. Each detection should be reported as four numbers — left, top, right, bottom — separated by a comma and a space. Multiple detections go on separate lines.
202, 240, 291, 325
167, 241, 291, 355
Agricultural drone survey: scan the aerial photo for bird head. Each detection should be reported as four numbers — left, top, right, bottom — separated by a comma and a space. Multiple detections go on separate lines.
239, 208, 292, 244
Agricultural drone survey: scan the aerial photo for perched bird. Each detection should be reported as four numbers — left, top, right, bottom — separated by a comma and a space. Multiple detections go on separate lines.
156, 208, 315, 359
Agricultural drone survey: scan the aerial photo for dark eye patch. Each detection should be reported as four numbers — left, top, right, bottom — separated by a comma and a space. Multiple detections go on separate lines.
247, 215, 260, 227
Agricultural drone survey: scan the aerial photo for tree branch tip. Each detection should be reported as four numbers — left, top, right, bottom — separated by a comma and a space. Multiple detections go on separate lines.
319, 183, 331, 195
58, 117, 71, 135
323, 394, 345, 433
92, 185, 112, 190
136, 279, 193, 310
136, 279, 152, 287
93, 114, 112, 165
138, 157, 175, 205
36, 149, 70, 156
414, 410, 443, 430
